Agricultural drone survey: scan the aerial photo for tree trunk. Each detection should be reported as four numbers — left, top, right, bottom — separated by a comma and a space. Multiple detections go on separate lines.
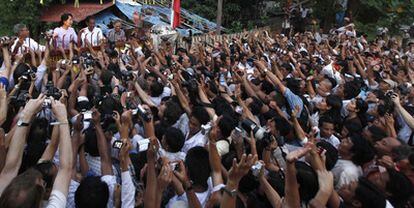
216, 0, 223, 34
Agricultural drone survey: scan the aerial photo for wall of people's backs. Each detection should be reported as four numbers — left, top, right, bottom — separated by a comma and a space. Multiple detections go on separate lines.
176, 26, 271, 49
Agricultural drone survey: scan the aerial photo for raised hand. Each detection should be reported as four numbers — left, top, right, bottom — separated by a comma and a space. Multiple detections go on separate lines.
91, 108, 101, 125
157, 162, 173, 191
21, 94, 46, 121
286, 143, 312, 163
173, 160, 190, 186
50, 98, 68, 122
227, 154, 258, 184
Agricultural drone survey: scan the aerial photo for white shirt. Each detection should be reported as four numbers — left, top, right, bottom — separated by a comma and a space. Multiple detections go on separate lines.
182, 131, 207, 153
317, 133, 340, 149
44, 190, 66, 208
159, 147, 186, 162
167, 177, 213, 208
10, 38, 45, 55
121, 171, 135, 208
85, 153, 118, 176
332, 159, 362, 190
66, 175, 117, 208
150, 86, 172, 106
173, 113, 189, 137
80, 27, 104, 47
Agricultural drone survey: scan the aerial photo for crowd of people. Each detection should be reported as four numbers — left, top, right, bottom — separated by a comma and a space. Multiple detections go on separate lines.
0, 11, 414, 208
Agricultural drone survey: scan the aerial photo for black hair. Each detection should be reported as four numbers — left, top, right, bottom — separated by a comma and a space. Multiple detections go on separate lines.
75, 176, 109, 208
349, 134, 375, 166
326, 94, 342, 118
295, 161, 319, 203
248, 97, 264, 116
84, 127, 99, 157
316, 141, 338, 170
191, 106, 210, 125
221, 151, 237, 171
150, 81, 164, 97
261, 80, 275, 95
274, 117, 292, 137
386, 168, 414, 207
366, 125, 387, 142
163, 127, 185, 153
20, 117, 49, 172
285, 78, 301, 95
34, 161, 56, 190
238, 172, 260, 194
343, 121, 363, 136
319, 116, 335, 127
162, 101, 183, 126
325, 76, 337, 89
212, 96, 235, 117
85, 15, 95, 23
98, 95, 122, 116
60, 13, 73, 26
355, 177, 386, 208
343, 81, 361, 100
355, 98, 368, 126
218, 115, 237, 138
185, 147, 211, 189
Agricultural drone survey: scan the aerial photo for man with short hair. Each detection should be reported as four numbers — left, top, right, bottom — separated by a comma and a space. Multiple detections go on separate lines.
11, 24, 45, 55
79, 16, 104, 47
317, 116, 340, 148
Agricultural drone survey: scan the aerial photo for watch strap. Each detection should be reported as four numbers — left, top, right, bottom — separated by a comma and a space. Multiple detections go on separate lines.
17, 120, 30, 127
221, 186, 237, 197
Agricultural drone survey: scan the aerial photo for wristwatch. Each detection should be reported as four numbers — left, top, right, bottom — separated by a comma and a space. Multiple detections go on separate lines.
17, 119, 30, 127
221, 186, 237, 197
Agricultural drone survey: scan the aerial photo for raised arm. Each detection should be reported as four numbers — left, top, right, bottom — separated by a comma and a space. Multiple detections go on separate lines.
220, 154, 257, 208
48, 98, 73, 197
392, 93, 414, 129
258, 163, 282, 208
284, 145, 312, 208
0, 84, 7, 126
39, 126, 59, 162
255, 61, 286, 94
0, 94, 45, 195
134, 82, 156, 108
209, 123, 224, 186
172, 79, 191, 116
92, 109, 113, 176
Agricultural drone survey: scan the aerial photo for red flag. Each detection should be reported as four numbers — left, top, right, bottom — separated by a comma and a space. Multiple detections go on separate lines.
171, 0, 181, 29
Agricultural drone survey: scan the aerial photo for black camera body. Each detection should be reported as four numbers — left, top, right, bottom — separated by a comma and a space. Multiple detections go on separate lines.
10, 90, 30, 108
121, 70, 134, 81
45, 81, 62, 100
20, 69, 36, 82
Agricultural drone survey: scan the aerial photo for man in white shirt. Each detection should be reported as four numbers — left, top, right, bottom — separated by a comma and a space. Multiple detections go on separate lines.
317, 116, 340, 148
182, 106, 211, 153
79, 16, 104, 47
11, 24, 45, 55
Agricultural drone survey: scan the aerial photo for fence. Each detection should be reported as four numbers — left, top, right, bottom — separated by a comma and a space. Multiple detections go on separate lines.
176, 26, 271, 49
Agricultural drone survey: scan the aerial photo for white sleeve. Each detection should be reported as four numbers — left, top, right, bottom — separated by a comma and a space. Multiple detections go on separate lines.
35, 63, 47, 91
121, 171, 135, 208
101, 175, 117, 208
45, 190, 67, 208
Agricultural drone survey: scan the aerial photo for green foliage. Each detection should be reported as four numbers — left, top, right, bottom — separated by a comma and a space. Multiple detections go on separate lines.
181, 0, 268, 32
0, 0, 54, 36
